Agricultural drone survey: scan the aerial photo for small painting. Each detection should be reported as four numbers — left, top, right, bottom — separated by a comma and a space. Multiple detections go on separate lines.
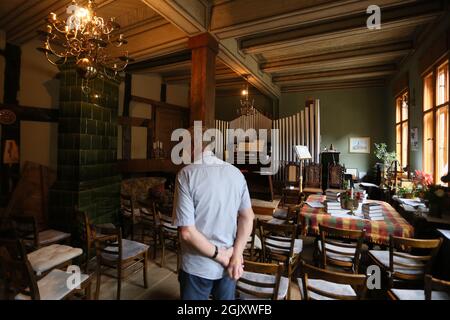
410, 127, 419, 151
349, 137, 370, 154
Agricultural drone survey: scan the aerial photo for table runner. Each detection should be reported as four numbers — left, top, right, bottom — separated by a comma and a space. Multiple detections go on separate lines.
300, 195, 414, 245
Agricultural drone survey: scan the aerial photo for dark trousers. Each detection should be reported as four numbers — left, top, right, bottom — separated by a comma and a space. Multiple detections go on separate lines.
179, 269, 236, 300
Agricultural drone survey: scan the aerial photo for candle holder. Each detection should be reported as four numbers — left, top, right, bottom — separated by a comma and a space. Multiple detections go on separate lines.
152, 140, 165, 159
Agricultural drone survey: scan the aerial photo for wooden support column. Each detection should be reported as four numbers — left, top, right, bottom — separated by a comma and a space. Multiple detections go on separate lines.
188, 33, 218, 128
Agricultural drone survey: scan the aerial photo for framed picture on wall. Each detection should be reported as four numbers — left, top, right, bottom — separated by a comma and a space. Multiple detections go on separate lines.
349, 137, 370, 154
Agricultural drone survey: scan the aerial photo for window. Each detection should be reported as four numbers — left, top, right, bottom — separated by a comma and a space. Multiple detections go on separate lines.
395, 91, 409, 169
423, 60, 449, 185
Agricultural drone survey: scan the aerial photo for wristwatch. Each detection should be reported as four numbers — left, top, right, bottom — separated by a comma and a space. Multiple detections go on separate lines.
212, 245, 218, 259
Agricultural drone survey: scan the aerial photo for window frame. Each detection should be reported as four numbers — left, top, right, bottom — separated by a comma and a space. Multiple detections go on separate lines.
422, 57, 449, 184
395, 89, 409, 173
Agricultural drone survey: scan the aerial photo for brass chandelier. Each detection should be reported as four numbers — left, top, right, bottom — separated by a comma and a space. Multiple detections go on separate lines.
37, 0, 133, 87
237, 75, 256, 117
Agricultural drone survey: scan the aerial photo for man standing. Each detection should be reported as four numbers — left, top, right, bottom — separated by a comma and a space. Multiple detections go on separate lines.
173, 132, 255, 300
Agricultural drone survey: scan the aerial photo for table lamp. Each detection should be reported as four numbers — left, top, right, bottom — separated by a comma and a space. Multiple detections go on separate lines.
294, 145, 312, 194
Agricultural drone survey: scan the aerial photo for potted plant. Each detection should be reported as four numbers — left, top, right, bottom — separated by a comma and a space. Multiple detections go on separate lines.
340, 190, 363, 211
373, 143, 397, 184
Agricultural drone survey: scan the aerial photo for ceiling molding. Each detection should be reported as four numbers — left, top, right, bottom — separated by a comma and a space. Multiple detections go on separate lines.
210, 0, 413, 39
239, 0, 444, 54
281, 79, 386, 93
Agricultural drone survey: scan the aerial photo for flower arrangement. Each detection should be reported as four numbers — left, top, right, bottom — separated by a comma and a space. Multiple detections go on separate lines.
412, 170, 433, 191
340, 190, 364, 210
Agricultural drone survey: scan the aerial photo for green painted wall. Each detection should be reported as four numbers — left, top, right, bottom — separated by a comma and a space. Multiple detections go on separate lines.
387, 11, 450, 173
279, 87, 389, 176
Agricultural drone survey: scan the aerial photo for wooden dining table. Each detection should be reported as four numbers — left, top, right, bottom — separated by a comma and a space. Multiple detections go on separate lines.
299, 195, 414, 246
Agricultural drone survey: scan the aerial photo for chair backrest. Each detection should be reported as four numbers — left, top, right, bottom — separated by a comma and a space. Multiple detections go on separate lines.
75, 210, 94, 248
236, 260, 284, 300
120, 193, 134, 217
389, 236, 443, 281
11, 216, 39, 249
328, 163, 345, 189
244, 219, 258, 260
137, 200, 158, 228
424, 274, 450, 300
259, 220, 297, 262
0, 237, 40, 300
319, 224, 365, 272
156, 203, 177, 235
94, 227, 123, 263
299, 261, 367, 300
304, 163, 322, 188
285, 163, 299, 185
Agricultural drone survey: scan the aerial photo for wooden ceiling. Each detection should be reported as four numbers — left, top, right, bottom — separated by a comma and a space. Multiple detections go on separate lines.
0, 0, 448, 96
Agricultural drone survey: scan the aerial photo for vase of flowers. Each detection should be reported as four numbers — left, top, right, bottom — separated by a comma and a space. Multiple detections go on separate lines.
412, 170, 433, 198
340, 190, 363, 211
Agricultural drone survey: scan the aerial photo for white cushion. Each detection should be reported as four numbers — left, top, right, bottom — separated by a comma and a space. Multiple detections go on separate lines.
246, 235, 262, 250
38, 229, 70, 246
28, 244, 83, 276
369, 250, 425, 275
391, 289, 450, 300
318, 240, 356, 263
297, 278, 357, 300
101, 239, 149, 261
237, 271, 289, 300
15, 269, 89, 300
272, 209, 288, 219
266, 237, 302, 255
267, 218, 286, 225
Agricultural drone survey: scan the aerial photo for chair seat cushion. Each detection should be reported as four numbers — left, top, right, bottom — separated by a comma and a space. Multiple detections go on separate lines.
15, 269, 90, 300
266, 237, 302, 255
38, 229, 71, 246
297, 278, 357, 300
267, 218, 287, 225
303, 187, 323, 194
237, 271, 289, 300
369, 250, 425, 275
101, 239, 149, 261
391, 289, 450, 300
28, 244, 83, 276
318, 240, 355, 263
272, 208, 288, 219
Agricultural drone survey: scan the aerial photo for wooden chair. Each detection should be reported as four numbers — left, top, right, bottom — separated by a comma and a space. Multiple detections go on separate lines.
303, 163, 323, 196
1, 217, 82, 278
75, 210, 115, 273
11, 215, 71, 250
271, 203, 302, 225
316, 225, 365, 273
243, 220, 262, 261
157, 205, 180, 271
236, 260, 287, 300
120, 193, 139, 240
137, 199, 160, 260
258, 220, 302, 299
281, 163, 301, 205
94, 226, 149, 300
368, 236, 443, 289
0, 237, 91, 300
298, 260, 367, 300
327, 163, 345, 191
388, 274, 450, 300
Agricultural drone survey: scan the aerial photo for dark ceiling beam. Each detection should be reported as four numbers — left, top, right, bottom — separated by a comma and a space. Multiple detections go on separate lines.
209, 0, 413, 39
261, 41, 412, 74
272, 64, 396, 84
239, 0, 444, 54
280, 79, 386, 93
127, 50, 192, 72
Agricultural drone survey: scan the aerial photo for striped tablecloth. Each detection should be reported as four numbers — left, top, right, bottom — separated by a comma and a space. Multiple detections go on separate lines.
300, 195, 414, 245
